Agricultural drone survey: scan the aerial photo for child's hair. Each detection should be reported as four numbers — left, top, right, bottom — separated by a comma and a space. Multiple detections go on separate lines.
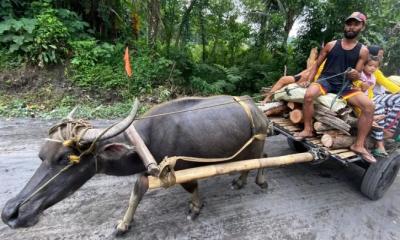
367, 45, 383, 56
366, 55, 380, 65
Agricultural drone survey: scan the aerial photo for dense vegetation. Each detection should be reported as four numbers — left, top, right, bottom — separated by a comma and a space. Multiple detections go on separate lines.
0, 0, 399, 118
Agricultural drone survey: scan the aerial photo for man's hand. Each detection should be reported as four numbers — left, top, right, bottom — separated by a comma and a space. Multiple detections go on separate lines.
347, 68, 360, 81
297, 80, 310, 88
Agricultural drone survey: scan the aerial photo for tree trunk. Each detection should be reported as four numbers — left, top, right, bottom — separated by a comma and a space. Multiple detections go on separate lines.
321, 134, 355, 149
175, 0, 197, 48
147, 0, 161, 49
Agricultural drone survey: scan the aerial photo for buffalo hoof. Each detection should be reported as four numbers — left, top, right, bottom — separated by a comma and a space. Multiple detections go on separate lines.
256, 181, 269, 189
187, 202, 203, 221
113, 220, 131, 237
231, 178, 246, 190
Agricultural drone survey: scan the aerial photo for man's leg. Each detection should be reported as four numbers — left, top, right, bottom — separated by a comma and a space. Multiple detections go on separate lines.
347, 93, 376, 163
294, 84, 322, 139
262, 76, 295, 103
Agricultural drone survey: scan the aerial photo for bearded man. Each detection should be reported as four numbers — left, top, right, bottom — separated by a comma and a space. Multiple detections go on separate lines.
294, 12, 377, 163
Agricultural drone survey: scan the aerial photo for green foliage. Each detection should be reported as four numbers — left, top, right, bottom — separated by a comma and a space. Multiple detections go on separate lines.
31, 8, 69, 66
1, 0, 400, 119
0, 17, 37, 55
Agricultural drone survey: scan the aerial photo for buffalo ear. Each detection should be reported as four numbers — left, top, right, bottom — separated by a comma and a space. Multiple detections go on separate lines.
98, 143, 136, 160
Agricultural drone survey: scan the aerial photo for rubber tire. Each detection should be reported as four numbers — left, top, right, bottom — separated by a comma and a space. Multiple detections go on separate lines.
360, 150, 400, 200
287, 138, 307, 153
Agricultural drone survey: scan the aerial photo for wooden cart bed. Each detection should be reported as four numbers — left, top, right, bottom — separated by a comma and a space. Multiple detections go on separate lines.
269, 117, 363, 164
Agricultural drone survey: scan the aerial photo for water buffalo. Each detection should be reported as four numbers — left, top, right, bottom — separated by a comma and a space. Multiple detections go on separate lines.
2, 95, 268, 235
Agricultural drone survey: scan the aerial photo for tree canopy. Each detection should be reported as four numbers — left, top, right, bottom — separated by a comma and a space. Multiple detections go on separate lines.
0, 0, 399, 98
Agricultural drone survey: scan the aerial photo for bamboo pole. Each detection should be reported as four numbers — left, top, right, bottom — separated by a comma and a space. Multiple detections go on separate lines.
148, 152, 315, 189
125, 126, 160, 176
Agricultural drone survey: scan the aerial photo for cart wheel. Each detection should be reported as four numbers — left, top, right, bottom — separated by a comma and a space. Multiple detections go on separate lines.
360, 150, 400, 200
287, 138, 307, 152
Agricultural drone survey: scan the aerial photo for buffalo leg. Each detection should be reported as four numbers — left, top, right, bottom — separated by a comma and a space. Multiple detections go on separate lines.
255, 168, 268, 189
181, 181, 203, 220
115, 173, 149, 236
231, 171, 249, 189
255, 153, 269, 189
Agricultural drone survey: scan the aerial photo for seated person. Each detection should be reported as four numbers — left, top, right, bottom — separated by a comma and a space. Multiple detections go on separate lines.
294, 12, 377, 163
355, 46, 400, 156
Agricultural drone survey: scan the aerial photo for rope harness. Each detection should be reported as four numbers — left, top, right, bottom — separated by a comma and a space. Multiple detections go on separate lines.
20, 96, 267, 204
157, 96, 266, 188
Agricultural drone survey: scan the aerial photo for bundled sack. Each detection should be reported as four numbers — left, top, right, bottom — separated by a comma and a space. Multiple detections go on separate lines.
388, 76, 400, 87
273, 83, 347, 112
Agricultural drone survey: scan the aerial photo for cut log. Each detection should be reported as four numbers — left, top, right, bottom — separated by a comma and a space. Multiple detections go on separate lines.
316, 129, 343, 136
343, 115, 358, 127
289, 109, 304, 124
321, 134, 355, 149
287, 102, 301, 110
314, 104, 337, 116
257, 101, 284, 112
265, 105, 289, 117
314, 122, 333, 131
314, 115, 351, 135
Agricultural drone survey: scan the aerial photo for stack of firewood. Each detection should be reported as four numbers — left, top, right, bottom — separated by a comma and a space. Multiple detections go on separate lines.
259, 100, 358, 150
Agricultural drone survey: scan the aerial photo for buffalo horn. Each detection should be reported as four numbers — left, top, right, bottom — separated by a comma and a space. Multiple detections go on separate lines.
80, 98, 140, 143
66, 106, 79, 120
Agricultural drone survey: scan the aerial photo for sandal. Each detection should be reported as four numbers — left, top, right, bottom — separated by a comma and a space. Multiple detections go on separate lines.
372, 148, 389, 158
350, 145, 377, 163
293, 132, 314, 141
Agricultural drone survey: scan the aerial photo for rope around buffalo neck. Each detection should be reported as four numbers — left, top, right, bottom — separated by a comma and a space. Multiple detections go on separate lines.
17, 122, 121, 208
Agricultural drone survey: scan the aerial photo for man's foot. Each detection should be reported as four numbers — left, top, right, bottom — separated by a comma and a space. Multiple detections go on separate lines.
372, 148, 389, 157
293, 130, 314, 141
350, 144, 377, 163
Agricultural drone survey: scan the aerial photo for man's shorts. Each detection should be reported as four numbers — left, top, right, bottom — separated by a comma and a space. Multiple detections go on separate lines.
312, 75, 362, 100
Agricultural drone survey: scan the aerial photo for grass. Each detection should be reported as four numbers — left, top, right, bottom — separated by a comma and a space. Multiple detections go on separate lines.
0, 93, 153, 119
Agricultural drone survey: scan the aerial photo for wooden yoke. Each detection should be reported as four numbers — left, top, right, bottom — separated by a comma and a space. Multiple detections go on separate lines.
125, 126, 160, 176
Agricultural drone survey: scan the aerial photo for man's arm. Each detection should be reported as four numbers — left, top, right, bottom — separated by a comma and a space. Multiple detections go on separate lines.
348, 46, 368, 80
307, 41, 335, 82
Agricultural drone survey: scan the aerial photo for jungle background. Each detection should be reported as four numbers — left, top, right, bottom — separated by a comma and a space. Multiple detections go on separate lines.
0, 0, 399, 118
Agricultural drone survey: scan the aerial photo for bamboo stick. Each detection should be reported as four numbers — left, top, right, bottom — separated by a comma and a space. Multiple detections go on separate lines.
125, 126, 160, 176
148, 152, 314, 189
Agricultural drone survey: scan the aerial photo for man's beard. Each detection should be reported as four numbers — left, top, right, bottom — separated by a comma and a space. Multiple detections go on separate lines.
344, 30, 360, 39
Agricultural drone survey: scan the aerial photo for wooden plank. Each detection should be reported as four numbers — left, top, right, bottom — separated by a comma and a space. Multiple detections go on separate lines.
329, 149, 349, 154
337, 151, 357, 158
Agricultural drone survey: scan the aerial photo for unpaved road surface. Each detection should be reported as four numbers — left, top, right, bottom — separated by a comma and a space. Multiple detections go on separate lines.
0, 118, 399, 240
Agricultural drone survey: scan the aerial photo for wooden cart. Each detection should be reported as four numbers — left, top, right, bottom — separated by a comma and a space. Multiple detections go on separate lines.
268, 116, 400, 200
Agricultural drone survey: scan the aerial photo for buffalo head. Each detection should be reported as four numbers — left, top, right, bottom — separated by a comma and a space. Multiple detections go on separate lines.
2, 100, 144, 228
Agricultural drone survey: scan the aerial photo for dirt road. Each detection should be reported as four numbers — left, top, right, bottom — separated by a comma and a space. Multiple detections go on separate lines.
0, 118, 399, 240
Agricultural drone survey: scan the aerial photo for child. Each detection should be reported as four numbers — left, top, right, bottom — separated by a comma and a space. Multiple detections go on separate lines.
358, 56, 380, 96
